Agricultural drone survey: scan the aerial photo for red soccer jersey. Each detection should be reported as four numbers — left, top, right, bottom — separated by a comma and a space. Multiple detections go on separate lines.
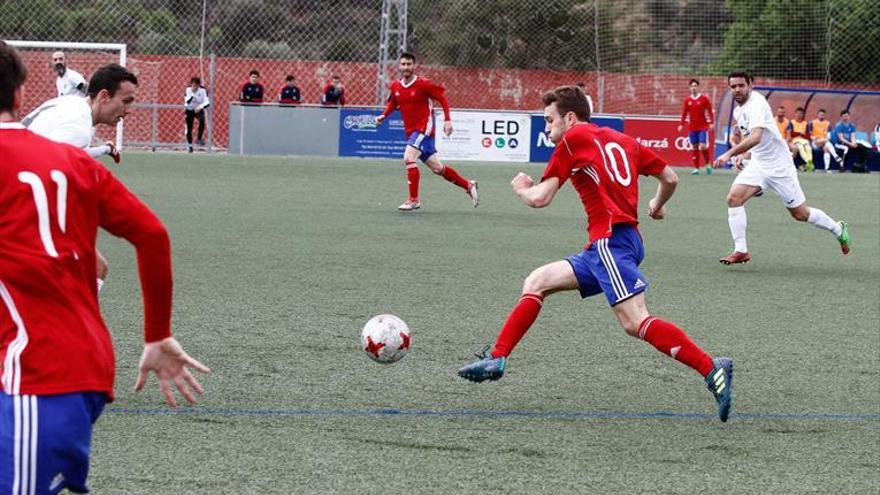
0, 123, 172, 399
541, 123, 668, 246
380, 76, 452, 137
680, 94, 714, 131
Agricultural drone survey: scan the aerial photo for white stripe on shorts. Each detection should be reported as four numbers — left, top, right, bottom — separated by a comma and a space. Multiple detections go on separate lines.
597, 238, 630, 302
12, 395, 38, 495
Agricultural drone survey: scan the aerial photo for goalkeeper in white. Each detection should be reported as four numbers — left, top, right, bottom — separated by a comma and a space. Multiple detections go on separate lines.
22, 63, 139, 291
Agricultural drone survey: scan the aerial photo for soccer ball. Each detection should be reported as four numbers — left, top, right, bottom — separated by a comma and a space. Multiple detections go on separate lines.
361, 314, 411, 364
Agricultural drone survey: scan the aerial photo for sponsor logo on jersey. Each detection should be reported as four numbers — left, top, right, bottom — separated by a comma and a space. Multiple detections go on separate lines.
636, 137, 669, 149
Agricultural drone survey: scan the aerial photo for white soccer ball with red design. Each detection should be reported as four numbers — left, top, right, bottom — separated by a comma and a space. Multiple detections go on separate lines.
361, 314, 411, 364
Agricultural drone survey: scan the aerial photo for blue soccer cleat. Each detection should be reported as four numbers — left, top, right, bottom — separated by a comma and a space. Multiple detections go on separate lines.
705, 357, 734, 422
458, 346, 506, 382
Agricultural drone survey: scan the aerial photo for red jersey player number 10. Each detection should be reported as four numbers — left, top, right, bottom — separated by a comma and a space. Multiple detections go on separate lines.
594, 139, 633, 187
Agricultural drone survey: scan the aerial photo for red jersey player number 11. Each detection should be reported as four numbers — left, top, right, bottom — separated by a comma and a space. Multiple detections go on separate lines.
0, 41, 209, 495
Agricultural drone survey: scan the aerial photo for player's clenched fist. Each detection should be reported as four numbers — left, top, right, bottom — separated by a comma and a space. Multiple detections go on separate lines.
511, 172, 534, 191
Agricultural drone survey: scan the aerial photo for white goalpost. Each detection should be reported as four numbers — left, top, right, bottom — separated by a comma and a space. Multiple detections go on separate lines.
5, 40, 128, 149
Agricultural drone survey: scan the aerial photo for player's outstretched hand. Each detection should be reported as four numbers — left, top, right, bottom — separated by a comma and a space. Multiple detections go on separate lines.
374, 115, 385, 125
647, 197, 667, 220
713, 152, 731, 169
443, 121, 453, 137
733, 155, 746, 170
106, 141, 121, 164
134, 336, 210, 408
511, 172, 534, 192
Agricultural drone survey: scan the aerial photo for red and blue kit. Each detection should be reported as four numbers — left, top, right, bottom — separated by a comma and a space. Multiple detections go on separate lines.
380, 76, 451, 161
541, 123, 667, 305
0, 123, 173, 494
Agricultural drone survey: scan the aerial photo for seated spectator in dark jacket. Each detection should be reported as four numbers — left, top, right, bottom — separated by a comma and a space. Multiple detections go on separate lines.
321, 76, 345, 106
239, 70, 264, 103
279, 75, 302, 105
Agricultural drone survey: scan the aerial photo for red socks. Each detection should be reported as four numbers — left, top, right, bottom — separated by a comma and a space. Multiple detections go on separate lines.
691, 148, 702, 168
702, 148, 711, 166
638, 316, 714, 376
491, 293, 544, 358
440, 165, 470, 190
405, 160, 420, 200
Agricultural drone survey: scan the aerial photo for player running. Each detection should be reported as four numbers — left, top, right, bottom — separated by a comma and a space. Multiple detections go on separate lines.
22, 63, 137, 291
375, 52, 479, 211
677, 78, 715, 175
714, 71, 851, 265
457, 86, 733, 422
0, 41, 208, 495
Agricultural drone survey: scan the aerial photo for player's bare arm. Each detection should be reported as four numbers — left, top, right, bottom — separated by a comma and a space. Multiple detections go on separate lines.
647, 165, 679, 219
512, 173, 559, 208
714, 127, 763, 167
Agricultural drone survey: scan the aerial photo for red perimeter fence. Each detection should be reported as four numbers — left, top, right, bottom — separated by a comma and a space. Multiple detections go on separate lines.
17, 52, 880, 149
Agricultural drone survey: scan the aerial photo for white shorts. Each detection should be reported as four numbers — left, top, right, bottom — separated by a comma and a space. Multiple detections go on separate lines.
733, 161, 806, 208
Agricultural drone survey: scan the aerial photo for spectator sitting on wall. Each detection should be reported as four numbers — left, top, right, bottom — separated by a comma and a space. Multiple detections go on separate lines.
280, 75, 301, 105
321, 76, 345, 106
239, 70, 264, 103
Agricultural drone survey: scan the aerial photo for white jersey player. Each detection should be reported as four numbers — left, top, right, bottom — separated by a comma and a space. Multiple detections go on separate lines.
24, 64, 137, 164
52, 51, 88, 96
23, 95, 118, 161
714, 71, 851, 265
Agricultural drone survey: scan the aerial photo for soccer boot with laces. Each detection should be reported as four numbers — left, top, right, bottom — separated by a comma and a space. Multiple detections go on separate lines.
691, 168, 700, 175
719, 251, 751, 265
467, 180, 480, 207
458, 346, 505, 382
705, 357, 734, 422
398, 199, 421, 211
837, 221, 851, 255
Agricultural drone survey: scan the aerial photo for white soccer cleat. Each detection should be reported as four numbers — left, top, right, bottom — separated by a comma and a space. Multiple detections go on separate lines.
468, 180, 480, 207
398, 199, 421, 211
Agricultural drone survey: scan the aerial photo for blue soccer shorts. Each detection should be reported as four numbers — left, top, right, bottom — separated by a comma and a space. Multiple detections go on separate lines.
0, 391, 106, 494
688, 130, 709, 145
406, 131, 438, 162
566, 224, 649, 306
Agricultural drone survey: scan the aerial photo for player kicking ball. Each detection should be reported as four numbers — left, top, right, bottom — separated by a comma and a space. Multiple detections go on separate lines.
375, 52, 479, 211
714, 71, 851, 265
457, 86, 733, 422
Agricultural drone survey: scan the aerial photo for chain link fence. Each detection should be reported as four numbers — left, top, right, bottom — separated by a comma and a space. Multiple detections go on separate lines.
3, 0, 878, 150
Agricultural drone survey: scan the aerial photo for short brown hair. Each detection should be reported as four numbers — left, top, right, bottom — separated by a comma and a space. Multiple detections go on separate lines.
542, 85, 590, 122
0, 41, 27, 113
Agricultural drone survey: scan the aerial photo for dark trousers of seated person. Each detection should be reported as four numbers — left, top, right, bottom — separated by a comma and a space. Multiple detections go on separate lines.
841, 144, 868, 171
185, 110, 206, 145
